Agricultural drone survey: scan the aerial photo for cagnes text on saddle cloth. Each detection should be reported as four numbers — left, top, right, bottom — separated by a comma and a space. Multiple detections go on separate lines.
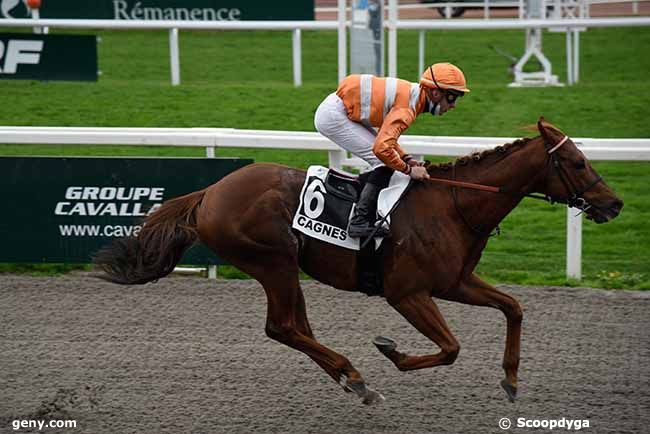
292, 166, 410, 250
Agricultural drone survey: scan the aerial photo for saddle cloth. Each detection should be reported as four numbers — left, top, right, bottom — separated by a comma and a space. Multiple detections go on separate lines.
292, 165, 410, 250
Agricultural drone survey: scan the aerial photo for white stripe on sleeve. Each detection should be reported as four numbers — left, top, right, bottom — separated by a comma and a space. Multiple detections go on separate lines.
360, 74, 373, 126
383, 77, 397, 118
408, 83, 420, 112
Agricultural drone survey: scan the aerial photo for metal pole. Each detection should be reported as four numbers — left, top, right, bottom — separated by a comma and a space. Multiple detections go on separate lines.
292, 29, 302, 87
32, 8, 41, 34
205, 144, 217, 279
328, 149, 346, 170
573, 28, 580, 83
484, 0, 491, 19
418, 30, 425, 77
169, 28, 180, 86
566, 29, 573, 85
388, 0, 398, 77
566, 208, 582, 280
338, 0, 347, 83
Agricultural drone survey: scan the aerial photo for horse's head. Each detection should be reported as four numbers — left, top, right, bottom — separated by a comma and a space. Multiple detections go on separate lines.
535, 118, 623, 223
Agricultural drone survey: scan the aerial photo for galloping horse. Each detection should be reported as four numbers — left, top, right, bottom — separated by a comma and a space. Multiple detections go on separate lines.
94, 118, 623, 404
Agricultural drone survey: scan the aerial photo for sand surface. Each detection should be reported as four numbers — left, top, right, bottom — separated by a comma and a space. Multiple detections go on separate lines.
1, 275, 648, 433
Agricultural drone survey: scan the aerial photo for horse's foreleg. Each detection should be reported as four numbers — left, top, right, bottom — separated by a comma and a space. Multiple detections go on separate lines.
375, 291, 460, 371
439, 273, 523, 402
262, 273, 384, 405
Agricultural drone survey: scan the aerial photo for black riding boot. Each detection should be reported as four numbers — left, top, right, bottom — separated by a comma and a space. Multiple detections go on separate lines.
348, 167, 394, 238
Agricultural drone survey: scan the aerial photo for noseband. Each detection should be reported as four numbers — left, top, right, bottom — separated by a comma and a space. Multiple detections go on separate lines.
542, 135, 603, 213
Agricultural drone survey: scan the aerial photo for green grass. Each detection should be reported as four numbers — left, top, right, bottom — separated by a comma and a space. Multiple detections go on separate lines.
1, 27, 649, 289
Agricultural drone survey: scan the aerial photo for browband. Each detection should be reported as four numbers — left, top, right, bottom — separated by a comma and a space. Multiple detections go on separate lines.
547, 135, 569, 154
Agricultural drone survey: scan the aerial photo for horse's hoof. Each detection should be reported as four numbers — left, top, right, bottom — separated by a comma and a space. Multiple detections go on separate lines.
373, 336, 397, 355
344, 380, 368, 396
362, 389, 386, 406
500, 379, 517, 403
343, 380, 385, 405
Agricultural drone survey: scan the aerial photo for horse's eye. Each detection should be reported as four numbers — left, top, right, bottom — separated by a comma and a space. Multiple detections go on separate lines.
573, 160, 586, 169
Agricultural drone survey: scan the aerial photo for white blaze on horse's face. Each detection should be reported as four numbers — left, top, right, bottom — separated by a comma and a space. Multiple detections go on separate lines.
540, 129, 623, 224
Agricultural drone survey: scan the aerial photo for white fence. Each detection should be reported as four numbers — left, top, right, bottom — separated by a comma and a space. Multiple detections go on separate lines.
2, 126, 649, 280
2, 15, 650, 86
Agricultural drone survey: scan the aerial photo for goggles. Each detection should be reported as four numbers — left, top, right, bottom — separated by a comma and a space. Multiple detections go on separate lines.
428, 65, 464, 104
444, 90, 463, 104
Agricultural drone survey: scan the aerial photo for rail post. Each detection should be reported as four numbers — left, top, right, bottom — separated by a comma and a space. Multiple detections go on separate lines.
169, 28, 180, 86
292, 29, 302, 87
567, 208, 582, 280
418, 30, 425, 77
388, 0, 398, 77
338, 0, 347, 82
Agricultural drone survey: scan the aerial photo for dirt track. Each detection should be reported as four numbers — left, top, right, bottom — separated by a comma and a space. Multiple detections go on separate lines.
1, 274, 648, 434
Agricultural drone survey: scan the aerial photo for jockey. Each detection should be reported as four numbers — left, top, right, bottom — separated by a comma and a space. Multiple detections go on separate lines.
314, 62, 470, 238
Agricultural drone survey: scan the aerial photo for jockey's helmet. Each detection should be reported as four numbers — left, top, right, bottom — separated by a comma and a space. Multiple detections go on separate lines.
420, 63, 470, 93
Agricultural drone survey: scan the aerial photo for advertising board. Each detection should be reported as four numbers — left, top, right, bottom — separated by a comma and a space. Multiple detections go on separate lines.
0, 157, 252, 264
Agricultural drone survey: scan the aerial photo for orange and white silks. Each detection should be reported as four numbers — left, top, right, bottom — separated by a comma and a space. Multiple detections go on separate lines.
336, 74, 427, 174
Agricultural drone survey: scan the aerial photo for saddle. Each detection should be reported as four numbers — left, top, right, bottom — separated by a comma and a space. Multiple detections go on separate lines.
323, 169, 366, 202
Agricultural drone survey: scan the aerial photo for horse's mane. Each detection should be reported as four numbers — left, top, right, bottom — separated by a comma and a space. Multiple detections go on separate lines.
424, 137, 534, 173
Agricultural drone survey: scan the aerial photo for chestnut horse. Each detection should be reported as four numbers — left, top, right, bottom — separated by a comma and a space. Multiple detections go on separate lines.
94, 118, 623, 404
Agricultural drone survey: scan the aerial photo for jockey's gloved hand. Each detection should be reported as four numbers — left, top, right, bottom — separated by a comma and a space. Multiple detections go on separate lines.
408, 165, 430, 180
403, 154, 421, 167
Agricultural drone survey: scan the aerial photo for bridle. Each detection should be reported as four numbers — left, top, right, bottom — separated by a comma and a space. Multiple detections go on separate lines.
437, 135, 604, 236
541, 135, 603, 213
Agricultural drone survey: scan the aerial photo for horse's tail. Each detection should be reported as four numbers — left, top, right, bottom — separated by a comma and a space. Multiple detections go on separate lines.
93, 189, 207, 285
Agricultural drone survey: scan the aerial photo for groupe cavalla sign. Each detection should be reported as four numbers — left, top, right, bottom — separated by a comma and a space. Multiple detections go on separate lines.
0, 0, 315, 21
0, 157, 252, 264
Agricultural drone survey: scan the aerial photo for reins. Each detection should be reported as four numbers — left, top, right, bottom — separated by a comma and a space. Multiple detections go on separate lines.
425, 174, 552, 203
359, 133, 604, 244
424, 177, 502, 194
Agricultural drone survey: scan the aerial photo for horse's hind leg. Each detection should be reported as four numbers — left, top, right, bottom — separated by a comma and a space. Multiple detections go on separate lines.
260, 271, 384, 405
375, 291, 460, 370
438, 273, 523, 402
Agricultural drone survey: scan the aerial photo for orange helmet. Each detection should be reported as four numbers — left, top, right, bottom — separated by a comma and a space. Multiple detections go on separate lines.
420, 62, 470, 93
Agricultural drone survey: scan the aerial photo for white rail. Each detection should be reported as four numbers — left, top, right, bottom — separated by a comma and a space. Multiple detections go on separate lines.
2, 126, 648, 159
317, 1, 520, 14
394, 16, 650, 28
0, 18, 340, 88
0, 19, 339, 30
3, 16, 650, 87
1, 126, 648, 280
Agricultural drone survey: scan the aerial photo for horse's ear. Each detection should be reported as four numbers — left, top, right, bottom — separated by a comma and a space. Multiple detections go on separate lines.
537, 116, 555, 143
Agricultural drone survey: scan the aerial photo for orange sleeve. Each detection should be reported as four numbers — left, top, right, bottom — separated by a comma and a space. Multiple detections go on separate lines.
372, 108, 416, 173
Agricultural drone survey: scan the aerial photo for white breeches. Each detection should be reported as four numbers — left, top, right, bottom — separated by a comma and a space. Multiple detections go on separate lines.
314, 93, 384, 169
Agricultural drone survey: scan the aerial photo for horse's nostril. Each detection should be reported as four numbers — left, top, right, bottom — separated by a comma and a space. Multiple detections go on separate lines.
607, 199, 623, 217
611, 199, 624, 213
